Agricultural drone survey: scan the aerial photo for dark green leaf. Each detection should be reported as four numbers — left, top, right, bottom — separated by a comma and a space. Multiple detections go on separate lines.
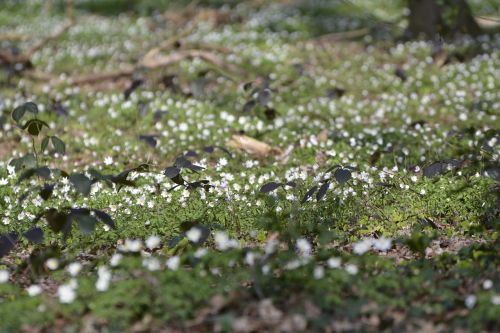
257, 89, 271, 106
186, 163, 204, 172
75, 214, 97, 235
12, 102, 38, 123
17, 168, 37, 183
0, 232, 18, 258
51, 136, 66, 155
22, 119, 48, 136
35, 166, 51, 179
93, 210, 116, 229
69, 173, 91, 196
260, 182, 281, 193
334, 168, 352, 184
23, 227, 44, 244
51, 168, 69, 178
164, 166, 180, 178
174, 156, 191, 168
41, 136, 50, 152
39, 184, 54, 200
10, 154, 37, 171
45, 209, 69, 233
317, 182, 329, 201
138, 135, 157, 148
302, 185, 318, 203
171, 174, 185, 186
243, 99, 257, 112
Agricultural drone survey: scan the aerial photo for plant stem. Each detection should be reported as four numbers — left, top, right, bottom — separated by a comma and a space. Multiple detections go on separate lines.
31, 137, 39, 167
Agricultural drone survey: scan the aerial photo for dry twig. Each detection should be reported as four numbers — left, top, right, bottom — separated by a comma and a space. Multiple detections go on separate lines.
0, 0, 75, 69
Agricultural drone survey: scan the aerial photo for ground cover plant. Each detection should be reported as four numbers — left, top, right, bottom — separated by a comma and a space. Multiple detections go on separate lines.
0, 0, 499, 332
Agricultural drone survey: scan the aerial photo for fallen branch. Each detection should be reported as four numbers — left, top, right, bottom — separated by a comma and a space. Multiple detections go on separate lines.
307, 28, 371, 45
0, 33, 28, 41
26, 19, 75, 58
141, 49, 236, 71
4, 7, 240, 88
64, 48, 239, 86
68, 67, 135, 85
0, 0, 74, 71
140, 24, 197, 67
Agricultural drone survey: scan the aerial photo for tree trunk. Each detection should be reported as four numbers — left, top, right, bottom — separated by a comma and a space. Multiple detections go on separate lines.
407, 0, 481, 39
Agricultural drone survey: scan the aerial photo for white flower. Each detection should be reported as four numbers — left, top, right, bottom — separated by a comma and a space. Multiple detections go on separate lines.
0, 270, 10, 283
218, 158, 228, 167
245, 252, 258, 266
345, 264, 358, 275
58, 284, 76, 303
68, 278, 78, 289
27, 285, 42, 297
143, 257, 161, 271
186, 227, 202, 243
0, 178, 8, 186
373, 237, 392, 252
353, 239, 373, 255
145, 235, 161, 250
482, 279, 493, 290
123, 239, 142, 252
214, 231, 239, 251
285, 259, 302, 270
104, 156, 114, 165
110, 253, 122, 267
313, 266, 325, 279
265, 239, 278, 255
45, 258, 59, 270
166, 256, 180, 270
179, 123, 188, 131
465, 295, 477, 309
296, 238, 311, 257
327, 257, 342, 268
491, 295, 500, 305
419, 189, 426, 195
194, 248, 207, 258
96, 266, 111, 292
67, 262, 82, 277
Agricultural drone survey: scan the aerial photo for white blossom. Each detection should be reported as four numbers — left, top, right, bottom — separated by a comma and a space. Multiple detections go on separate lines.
67, 262, 82, 277
27, 285, 42, 297
0, 270, 10, 283
145, 235, 161, 250
166, 256, 180, 270
186, 227, 202, 243
58, 284, 76, 303
465, 295, 477, 309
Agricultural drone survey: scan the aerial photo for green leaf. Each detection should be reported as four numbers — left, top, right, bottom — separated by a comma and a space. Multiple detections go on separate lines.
41, 136, 50, 152
9, 154, 37, 171
92, 210, 116, 229
17, 168, 37, 183
35, 166, 51, 179
23, 102, 39, 114
50, 136, 66, 155
17, 167, 51, 183
75, 214, 97, 235
12, 106, 26, 123
39, 184, 54, 201
45, 209, 69, 233
23, 227, 44, 244
12, 102, 38, 123
22, 119, 48, 136
69, 173, 91, 196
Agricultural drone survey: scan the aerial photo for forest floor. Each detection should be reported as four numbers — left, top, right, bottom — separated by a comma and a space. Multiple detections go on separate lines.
0, 1, 499, 332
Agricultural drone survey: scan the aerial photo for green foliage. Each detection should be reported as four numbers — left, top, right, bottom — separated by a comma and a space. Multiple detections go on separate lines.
0, 1, 498, 331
